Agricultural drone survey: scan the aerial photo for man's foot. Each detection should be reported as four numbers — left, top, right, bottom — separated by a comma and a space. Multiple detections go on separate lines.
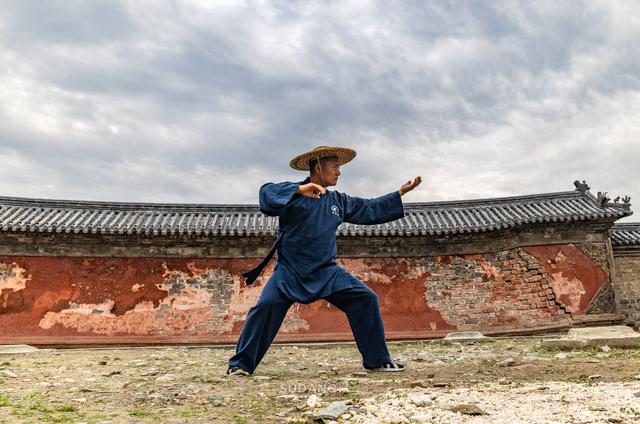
364, 361, 405, 372
226, 366, 250, 377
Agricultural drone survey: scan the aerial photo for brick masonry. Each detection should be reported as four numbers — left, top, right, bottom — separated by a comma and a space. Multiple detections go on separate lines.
613, 246, 640, 324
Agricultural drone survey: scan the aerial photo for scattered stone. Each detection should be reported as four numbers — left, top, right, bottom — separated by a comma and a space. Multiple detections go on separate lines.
408, 393, 431, 407
0, 345, 39, 354
207, 396, 223, 407
98, 360, 107, 365
448, 403, 487, 415
306, 394, 322, 409
541, 325, 640, 349
499, 357, 516, 367
443, 331, 490, 343
554, 352, 570, 359
633, 374, 640, 380
409, 380, 430, 388
0, 370, 17, 378
588, 375, 602, 380
155, 374, 175, 383
433, 382, 450, 388
601, 345, 611, 352
351, 372, 368, 377
307, 400, 351, 422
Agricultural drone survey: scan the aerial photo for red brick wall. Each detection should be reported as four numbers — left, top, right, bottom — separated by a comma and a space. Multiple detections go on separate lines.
0, 242, 615, 345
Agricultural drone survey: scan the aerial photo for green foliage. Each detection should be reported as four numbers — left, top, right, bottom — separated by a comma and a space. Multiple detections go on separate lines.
0, 394, 10, 407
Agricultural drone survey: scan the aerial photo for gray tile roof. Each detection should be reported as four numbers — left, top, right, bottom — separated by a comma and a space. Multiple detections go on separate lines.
612, 223, 640, 246
0, 182, 632, 238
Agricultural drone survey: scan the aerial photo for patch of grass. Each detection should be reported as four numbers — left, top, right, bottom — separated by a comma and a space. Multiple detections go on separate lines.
0, 361, 10, 368
55, 405, 78, 413
128, 409, 151, 418
583, 347, 605, 357
11, 406, 31, 418
29, 399, 54, 414
619, 406, 640, 415
179, 406, 207, 417
0, 394, 10, 407
40, 414, 73, 423
80, 413, 113, 424
220, 411, 250, 423
10, 396, 80, 423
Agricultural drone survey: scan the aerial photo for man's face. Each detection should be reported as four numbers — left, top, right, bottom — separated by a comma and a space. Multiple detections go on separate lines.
319, 156, 341, 186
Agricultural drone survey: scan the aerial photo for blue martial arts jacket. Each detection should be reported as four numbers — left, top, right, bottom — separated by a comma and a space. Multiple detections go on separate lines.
244, 176, 405, 304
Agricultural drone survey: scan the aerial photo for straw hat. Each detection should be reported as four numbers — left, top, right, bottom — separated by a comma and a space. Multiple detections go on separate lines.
289, 146, 357, 171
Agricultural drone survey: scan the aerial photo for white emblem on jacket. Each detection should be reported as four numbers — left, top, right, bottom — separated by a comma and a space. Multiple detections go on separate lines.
331, 205, 340, 216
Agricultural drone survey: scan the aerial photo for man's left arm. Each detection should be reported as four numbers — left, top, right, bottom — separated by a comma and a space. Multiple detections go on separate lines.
339, 176, 422, 225
339, 191, 404, 225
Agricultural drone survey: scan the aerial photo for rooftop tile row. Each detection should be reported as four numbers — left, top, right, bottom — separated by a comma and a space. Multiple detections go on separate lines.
0, 183, 632, 238
612, 223, 640, 246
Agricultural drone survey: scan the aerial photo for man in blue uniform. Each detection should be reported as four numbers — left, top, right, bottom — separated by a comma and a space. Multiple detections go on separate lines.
227, 146, 422, 376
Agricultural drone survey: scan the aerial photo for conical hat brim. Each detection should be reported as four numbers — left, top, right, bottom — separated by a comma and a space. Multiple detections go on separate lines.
289, 146, 356, 171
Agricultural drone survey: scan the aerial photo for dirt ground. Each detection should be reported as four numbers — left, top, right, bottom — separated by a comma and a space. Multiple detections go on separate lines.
0, 336, 639, 423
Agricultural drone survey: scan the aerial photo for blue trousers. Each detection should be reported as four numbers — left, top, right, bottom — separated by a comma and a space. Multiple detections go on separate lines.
228, 275, 392, 374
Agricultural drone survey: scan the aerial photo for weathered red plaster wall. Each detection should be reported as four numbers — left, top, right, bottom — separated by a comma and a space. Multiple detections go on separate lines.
524, 245, 606, 314
0, 243, 613, 345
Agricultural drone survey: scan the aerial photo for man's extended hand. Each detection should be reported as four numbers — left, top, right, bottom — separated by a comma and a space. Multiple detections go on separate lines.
399, 176, 422, 196
296, 182, 327, 199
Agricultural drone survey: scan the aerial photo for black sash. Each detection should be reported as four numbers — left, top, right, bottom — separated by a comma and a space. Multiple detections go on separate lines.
242, 232, 283, 285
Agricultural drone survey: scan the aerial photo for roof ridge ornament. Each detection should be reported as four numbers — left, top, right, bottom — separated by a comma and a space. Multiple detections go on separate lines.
581, 180, 632, 212
607, 194, 632, 211
596, 191, 610, 207
619, 195, 632, 211
574, 180, 590, 193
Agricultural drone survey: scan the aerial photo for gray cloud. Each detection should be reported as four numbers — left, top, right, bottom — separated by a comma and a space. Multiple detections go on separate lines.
0, 0, 638, 221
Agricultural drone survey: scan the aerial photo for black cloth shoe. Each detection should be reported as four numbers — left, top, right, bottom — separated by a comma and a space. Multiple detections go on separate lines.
364, 361, 405, 372
226, 366, 250, 377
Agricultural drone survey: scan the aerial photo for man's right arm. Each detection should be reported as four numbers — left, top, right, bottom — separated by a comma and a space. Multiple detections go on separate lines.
259, 182, 300, 216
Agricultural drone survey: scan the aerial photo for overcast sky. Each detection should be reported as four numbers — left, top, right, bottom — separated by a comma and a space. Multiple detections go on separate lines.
0, 0, 638, 220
